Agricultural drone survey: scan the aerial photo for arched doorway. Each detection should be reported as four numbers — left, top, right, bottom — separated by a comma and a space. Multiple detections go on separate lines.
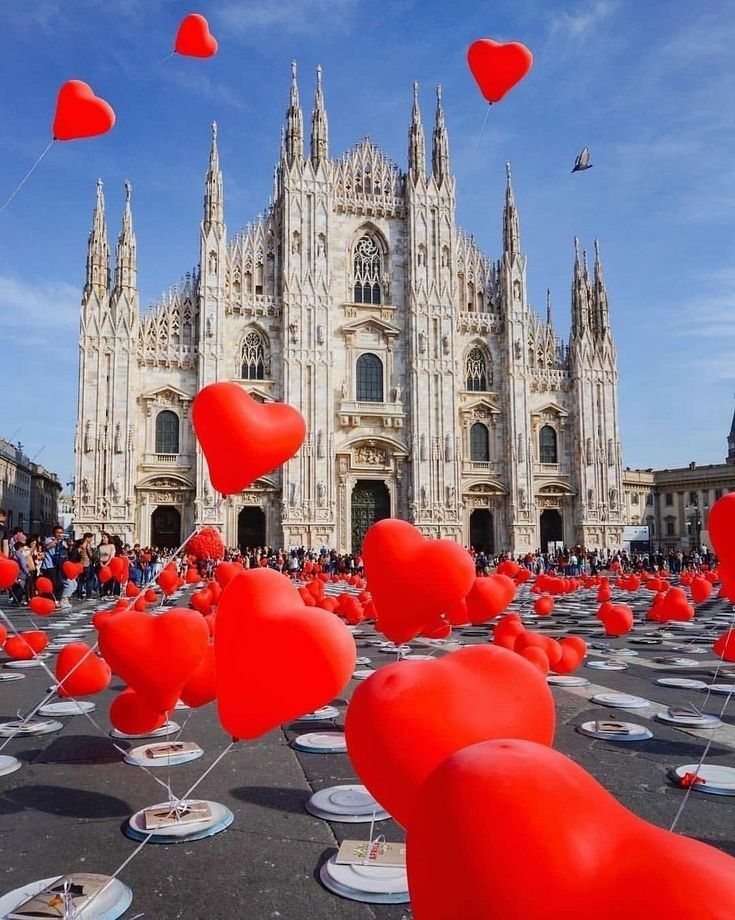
151, 506, 181, 548
238, 507, 266, 551
351, 480, 390, 553
470, 509, 495, 554
540, 509, 563, 552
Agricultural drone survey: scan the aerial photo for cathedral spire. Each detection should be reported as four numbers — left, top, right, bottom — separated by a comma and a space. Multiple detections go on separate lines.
727, 397, 735, 465
592, 238, 610, 339
310, 65, 329, 167
431, 84, 450, 186
203, 121, 224, 231
546, 288, 552, 325
113, 179, 136, 294
571, 235, 591, 338
503, 162, 521, 257
408, 81, 426, 180
284, 60, 304, 166
85, 178, 110, 296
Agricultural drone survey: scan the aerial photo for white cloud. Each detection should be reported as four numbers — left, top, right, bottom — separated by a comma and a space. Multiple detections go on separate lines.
0, 276, 79, 331
549, 1, 618, 39
214, 0, 360, 36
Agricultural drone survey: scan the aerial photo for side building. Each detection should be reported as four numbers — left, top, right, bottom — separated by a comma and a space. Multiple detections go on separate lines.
623, 405, 735, 552
0, 437, 62, 537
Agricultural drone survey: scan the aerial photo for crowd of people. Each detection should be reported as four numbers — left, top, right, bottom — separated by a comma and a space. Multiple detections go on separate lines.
0, 501, 718, 608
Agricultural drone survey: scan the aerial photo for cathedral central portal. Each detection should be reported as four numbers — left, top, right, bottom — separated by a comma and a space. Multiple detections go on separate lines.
351, 480, 390, 554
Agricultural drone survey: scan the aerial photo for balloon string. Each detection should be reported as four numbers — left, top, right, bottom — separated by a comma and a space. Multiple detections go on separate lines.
74, 741, 235, 917
473, 104, 492, 153
0, 140, 54, 216
669, 600, 735, 832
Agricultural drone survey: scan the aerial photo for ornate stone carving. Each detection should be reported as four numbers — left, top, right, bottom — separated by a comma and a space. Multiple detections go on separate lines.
317, 481, 326, 506
84, 420, 92, 453
355, 446, 387, 465
444, 434, 453, 462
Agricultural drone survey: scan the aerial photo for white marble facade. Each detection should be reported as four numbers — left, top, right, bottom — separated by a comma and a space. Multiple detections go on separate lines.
74, 65, 624, 554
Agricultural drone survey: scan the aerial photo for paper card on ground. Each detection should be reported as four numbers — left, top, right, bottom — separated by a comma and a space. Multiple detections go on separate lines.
335, 839, 406, 868
8, 874, 106, 918
594, 720, 631, 734
668, 704, 703, 719
143, 801, 212, 830
145, 741, 200, 759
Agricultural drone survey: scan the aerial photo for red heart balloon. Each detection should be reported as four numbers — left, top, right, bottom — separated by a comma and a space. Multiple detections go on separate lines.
109, 556, 128, 583
35, 576, 54, 595
52, 80, 115, 142
407, 739, 735, 920
713, 629, 735, 662
363, 520, 475, 644
215, 561, 243, 588
215, 570, 356, 740
99, 608, 209, 713
98, 565, 112, 584
62, 560, 83, 580
344, 646, 555, 827
193, 382, 306, 495
180, 645, 216, 708
466, 574, 516, 624
553, 636, 587, 674
29, 596, 56, 617
190, 589, 213, 615
690, 576, 713, 605
175, 13, 218, 58
22, 630, 48, 653
109, 688, 166, 735
467, 39, 533, 104
56, 642, 111, 697
4, 635, 35, 660
156, 568, 178, 596
598, 603, 634, 636
533, 595, 554, 616
0, 557, 19, 589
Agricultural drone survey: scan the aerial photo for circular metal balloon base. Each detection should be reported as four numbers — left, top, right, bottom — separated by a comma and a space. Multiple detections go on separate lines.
0, 754, 22, 776
292, 732, 347, 754
110, 720, 180, 741
0, 874, 132, 919
124, 799, 233, 843
655, 678, 707, 690
705, 683, 735, 695
319, 854, 409, 904
654, 657, 702, 668
398, 654, 436, 661
0, 719, 62, 737
306, 785, 389, 824
591, 692, 651, 709
585, 660, 628, 671
352, 669, 374, 681
577, 720, 653, 741
603, 648, 638, 658
4, 655, 50, 669
355, 657, 371, 666
124, 741, 203, 768
296, 706, 340, 722
631, 637, 663, 646
547, 675, 590, 687
655, 709, 722, 728
669, 764, 735, 796
38, 700, 96, 717
377, 643, 411, 655
0, 671, 25, 681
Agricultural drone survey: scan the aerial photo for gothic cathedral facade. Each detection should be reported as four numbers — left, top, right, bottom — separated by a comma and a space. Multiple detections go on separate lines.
74, 65, 624, 554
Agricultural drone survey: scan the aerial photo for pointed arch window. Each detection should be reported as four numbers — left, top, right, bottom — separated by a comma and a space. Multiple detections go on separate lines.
356, 353, 383, 402
466, 347, 491, 391
539, 425, 558, 464
155, 410, 180, 454
353, 235, 382, 304
240, 330, 269, 380
470, 423, 490, 462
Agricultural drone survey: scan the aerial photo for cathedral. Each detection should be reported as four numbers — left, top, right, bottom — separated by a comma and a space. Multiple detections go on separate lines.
74, 64, 624, 554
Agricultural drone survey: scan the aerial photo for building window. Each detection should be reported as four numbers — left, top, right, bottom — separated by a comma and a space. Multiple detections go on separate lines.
666, 520, 675, 536
645, 494, 653, 506
356, 353, 384, 402
716, 488, 723, 500
466, 347, 491, 391
155, 410, 179, 454
240, 330, 268, 380
539, 425, 558, 464
689, 491, 698, 505
631, 493, 639, 504
353, 235, 382, 304
665, 493, 673, 506
470, 422, 490, 462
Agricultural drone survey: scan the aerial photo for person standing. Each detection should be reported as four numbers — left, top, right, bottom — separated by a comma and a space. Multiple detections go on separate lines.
76, 532, 95, 600
0, 509, 8, 556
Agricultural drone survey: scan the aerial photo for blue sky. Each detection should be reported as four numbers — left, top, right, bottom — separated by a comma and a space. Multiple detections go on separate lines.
0, 0, 733, 486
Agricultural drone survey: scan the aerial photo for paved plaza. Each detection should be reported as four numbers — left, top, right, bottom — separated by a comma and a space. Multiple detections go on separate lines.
0, 581, 733, 917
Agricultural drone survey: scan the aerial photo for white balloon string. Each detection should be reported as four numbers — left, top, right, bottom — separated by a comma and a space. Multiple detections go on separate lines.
0, 140, 54, 216
668, 600, 735, 832
473, 104, 492, 153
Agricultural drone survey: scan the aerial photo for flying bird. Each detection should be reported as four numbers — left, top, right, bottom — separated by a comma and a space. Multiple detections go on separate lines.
571, 147, 592, 172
